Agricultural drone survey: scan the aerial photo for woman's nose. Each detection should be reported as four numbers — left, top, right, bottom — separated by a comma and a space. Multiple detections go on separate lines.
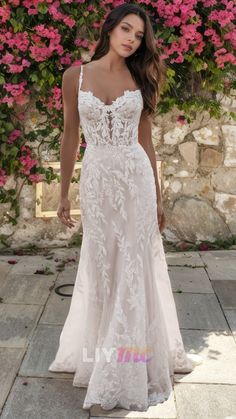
127, 33, 135, 42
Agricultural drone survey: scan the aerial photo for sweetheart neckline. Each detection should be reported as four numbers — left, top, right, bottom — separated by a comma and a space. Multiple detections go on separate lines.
79, 88, 141, 107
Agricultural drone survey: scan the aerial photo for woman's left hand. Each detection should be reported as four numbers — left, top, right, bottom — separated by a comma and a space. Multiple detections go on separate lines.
157, 204, 166, 234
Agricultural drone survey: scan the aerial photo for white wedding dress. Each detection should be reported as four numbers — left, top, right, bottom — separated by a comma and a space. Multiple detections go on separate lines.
48, 63, 195, 411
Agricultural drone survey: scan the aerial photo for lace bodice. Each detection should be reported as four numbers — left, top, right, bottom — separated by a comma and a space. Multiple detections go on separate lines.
78, 64, 143, 147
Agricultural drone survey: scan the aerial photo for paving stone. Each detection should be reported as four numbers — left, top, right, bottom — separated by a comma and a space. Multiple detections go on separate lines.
175, 329, 236, 384
49, 248, 80, 261
0, 261, 13, 280
0, 377, 89, 419
199, 250, 236, 280
200, 249, 236, 260
166, 252, 205, 267
0, 348, 25, 411
224, 309, 236, 339
174, 293, 229, 330
56, 265, 78, 284
0, 273, 55, 305
9, 255, 58, 276
0, 255, 22, 263
211, 280, 236, 309
39, 265, 76, 324
39, 287, 72, 324
169, 266, 214, 293
0, 304, 43, 348
174, 383, 236, 419
19, 324, 73, 379
90, 390, 176, 418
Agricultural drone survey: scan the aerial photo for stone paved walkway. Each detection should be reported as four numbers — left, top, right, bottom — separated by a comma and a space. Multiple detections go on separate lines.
0, 248, 236, 419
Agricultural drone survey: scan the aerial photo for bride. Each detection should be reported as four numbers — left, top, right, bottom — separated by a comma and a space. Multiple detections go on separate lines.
49, 2, 202, 412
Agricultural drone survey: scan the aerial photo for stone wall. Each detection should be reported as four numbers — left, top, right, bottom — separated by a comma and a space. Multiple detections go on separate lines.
0, 93, 236, 249
153, 92, 236, 244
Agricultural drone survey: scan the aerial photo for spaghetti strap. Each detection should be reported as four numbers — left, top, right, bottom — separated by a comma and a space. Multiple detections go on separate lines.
78, 64, 83, 93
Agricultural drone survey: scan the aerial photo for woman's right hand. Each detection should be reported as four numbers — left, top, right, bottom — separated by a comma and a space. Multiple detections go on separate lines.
57, 197, 76, 228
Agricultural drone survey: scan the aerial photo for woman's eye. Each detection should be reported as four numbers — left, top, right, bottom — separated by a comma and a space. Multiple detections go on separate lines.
122, 26, 143, 40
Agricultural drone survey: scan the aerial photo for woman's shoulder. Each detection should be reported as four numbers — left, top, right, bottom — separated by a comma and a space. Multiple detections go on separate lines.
63, 64, 82, 80
62, 64, 83, 96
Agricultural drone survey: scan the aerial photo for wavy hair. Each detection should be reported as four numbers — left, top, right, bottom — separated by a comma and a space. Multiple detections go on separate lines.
89, 3, 167, 118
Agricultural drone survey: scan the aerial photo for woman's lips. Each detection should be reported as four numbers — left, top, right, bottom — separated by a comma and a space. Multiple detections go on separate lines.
122, 44, 132, 51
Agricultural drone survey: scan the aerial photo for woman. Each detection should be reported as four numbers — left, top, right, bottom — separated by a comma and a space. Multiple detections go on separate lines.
49, 3, 201, 412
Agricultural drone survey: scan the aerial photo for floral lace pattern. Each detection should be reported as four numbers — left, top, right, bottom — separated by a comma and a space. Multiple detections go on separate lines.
48, 64, 194, 412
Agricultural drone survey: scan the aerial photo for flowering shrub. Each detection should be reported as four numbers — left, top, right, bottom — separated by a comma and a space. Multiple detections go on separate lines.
0, 0, 236, 224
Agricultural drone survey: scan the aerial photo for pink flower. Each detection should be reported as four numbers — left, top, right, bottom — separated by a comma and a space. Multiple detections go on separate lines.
5, 31, 30, 52
60, 54, 71, 65
63, 16, 76, 28
8, 0, 20, 5
199, 242, 209, 251
7, 129, 22, 144
0, 4, 11, 24
0, 169, 8, 187
209, 9, 234, 27
0, 52, 14, 65
28, 173, 44, 182
4, 81, 28, 97
17, 112, 25, 121
176, 115, 186, 125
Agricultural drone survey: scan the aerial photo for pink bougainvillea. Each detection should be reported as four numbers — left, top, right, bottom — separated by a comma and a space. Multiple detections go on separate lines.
0, 0, 236, 223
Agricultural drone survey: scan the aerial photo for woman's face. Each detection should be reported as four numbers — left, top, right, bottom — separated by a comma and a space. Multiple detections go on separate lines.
108, 13, 145, 57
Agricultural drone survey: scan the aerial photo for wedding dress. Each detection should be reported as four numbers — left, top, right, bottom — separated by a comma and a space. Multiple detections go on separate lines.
48, 63, 195, 411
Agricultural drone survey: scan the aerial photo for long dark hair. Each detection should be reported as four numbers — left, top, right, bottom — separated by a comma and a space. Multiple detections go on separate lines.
90, 3, 167, 118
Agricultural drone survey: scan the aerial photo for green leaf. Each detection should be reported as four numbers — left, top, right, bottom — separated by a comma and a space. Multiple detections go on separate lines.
37, 3, 48, 14
0, 75, 5, 84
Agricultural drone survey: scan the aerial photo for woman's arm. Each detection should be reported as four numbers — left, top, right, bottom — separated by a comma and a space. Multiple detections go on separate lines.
138, 112, 163, 208
57, 66, 81, 228
60, 66, 81, 200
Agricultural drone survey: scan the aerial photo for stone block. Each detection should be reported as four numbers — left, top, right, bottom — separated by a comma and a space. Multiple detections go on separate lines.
19, 324, 72, 379
222, 124, 236, 147
199, 250, 236, 280
215, 192, 236, 214
175, 329, 236, 384
0, 261, 13, 280
211, 168, 236, 194
175, 383, 236, 419
178, 142, 199, 168
181, 177, 213, 200
0, 377, 88, 419
166, 251, 204, 267
174, 293, 229, 330
0, 304, 43, 348
224, 146, 236, 167
224, 309, 236, 340
9, 255, 57, 276
169, 266, 214, 293
200, 148, 222, 167
192, 126, 220, 145
0, 348, 25, 411
169, 180, 182, 193
163, 126, 188, 146
172, 169, 195, 178
167, 197, 228, 242
38, 261, 78, 324
0, 273, 55, 305
39, 285, 72, 325
211, 280, 236, 309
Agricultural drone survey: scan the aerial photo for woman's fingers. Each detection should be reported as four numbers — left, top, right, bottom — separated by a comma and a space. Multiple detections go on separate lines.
57, 206, 76, 228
